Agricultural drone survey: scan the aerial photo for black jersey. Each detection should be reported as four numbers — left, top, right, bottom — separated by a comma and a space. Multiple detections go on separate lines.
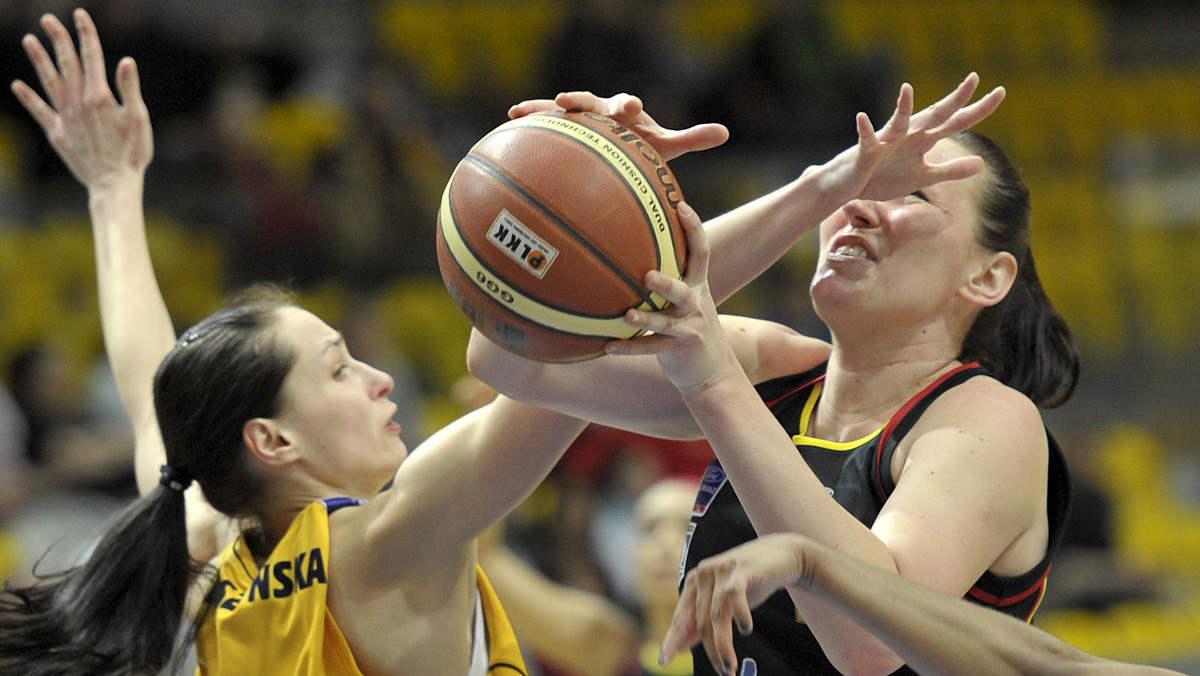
680, 362, 1072, 676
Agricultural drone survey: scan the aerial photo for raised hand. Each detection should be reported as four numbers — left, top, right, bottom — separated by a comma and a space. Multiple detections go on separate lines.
819, 72, 1005, 204
11, 9, 153, 189
509, 90, 729, 162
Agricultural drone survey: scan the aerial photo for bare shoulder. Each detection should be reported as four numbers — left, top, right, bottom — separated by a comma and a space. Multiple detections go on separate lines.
721, 315, 831, 385
903, 374, 1047, 471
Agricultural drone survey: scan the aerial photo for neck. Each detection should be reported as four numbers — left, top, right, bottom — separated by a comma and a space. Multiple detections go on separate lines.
813, 347, 961, 442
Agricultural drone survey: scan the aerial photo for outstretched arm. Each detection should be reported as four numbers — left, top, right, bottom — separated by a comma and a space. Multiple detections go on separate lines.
703, 73, 1005, 304
663, 533, 1185, 676
12, 9, 228, 563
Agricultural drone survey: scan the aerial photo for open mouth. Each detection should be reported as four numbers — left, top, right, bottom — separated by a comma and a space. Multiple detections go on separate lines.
828, 239, 875, 261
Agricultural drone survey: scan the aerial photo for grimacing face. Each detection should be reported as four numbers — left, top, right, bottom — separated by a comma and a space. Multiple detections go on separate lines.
810, 138, 996, 333
268, 307, 407, 497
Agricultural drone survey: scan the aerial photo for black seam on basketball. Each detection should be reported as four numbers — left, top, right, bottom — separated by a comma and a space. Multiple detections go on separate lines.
464, 131, 665, 311
527, 114, 675, 302
444, 176, 640, 338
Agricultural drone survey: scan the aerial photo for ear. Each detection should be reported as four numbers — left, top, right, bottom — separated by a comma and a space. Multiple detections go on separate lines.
243, 418, 297, 467
959, 250, 1017, 308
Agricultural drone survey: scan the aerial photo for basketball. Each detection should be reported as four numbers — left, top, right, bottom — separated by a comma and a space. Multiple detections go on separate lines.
436, 111, 687, 363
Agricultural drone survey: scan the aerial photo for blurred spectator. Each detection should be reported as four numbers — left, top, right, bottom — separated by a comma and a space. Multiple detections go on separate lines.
1039, 429, 1161, 613
481, 476, 700, 676
0, 381, 29, 584
202, 65, 335, 287
688, 0, 893, 159
2, 343, 135, 584
543, 0, 691, 123
5, 344, 134, 496
318, 60, 454, 285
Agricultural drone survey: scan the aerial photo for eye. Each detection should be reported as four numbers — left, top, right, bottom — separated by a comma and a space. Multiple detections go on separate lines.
909, 190, 930, 202
333, 365, 349, 380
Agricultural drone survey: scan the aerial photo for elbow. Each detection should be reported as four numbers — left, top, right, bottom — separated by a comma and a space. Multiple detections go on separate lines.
465, 330, 539, 400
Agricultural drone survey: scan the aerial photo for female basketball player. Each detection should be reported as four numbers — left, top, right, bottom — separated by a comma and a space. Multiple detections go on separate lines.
471, 78, 1079, 675
663, 533, 1186, 676
0, 10, 724, 675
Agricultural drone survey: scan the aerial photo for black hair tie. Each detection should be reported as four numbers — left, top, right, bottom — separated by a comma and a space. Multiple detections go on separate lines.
159, 464, 193, 493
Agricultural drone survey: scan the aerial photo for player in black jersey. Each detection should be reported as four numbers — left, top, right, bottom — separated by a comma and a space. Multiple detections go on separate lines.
473, 76, 1079, 676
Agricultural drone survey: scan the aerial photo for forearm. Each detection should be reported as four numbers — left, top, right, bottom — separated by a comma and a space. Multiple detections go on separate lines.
683, 378, 907, 675
706, 163, 855, 305
466, 330, 703, 439
88, 173, 176, 491
803, 542, 1105, 676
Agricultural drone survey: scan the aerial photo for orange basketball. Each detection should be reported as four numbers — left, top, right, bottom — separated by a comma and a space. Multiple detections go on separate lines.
436, 111, 687, 363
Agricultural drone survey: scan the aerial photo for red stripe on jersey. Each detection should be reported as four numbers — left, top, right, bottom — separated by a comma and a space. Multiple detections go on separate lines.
874, 362, 982, 498
762, 374, 826, 409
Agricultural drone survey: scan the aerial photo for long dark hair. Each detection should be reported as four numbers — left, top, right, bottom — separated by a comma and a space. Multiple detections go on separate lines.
955, 131, 1080, 408
0, 288, 296, 675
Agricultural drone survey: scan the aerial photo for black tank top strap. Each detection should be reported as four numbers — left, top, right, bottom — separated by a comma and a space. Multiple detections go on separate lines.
873, 362, 987, 499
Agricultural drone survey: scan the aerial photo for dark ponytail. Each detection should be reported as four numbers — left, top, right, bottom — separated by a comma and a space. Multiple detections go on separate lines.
1, 285, 296, 674
0, 484, 195, 675
955, 131, 1081, 408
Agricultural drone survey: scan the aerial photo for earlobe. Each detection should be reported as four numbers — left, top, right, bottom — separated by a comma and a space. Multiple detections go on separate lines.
960, 251, 1017, 307
243, 418, 294, 466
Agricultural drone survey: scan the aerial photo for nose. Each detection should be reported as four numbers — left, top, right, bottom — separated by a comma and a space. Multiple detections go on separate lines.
842, 199, 878, 229
368, 365, 395, 399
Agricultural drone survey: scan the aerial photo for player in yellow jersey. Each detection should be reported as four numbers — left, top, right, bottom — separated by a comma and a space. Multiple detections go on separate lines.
0, 9, 729, 675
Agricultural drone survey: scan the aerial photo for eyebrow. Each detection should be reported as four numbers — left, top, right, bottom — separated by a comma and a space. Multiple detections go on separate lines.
321, 334, 345, 358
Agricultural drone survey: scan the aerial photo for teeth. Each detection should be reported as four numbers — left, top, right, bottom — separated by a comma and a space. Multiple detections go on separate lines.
833, 244, 869, 259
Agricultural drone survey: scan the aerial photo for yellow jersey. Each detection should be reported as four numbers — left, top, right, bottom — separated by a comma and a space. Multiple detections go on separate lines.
196, 497, 528, 675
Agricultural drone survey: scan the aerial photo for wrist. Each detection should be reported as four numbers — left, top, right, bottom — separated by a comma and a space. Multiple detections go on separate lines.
87, 171, 146, 208
801, 161, 861, 212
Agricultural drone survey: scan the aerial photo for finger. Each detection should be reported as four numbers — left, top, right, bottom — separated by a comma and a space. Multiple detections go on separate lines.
924, 155, 986, 183
621, 301, 682, 337
116, 57, 147, 117
878, 83, 913, 140
10, 79, 60, 132
912, 72, 980, 130
608, 93, 644, 119
41, 13, 82, 95
507, 98, 561, 119
656, 122, 730, 161
693, 566, 726, 675
928, 86, 1006, 137
20, 33, 67, 109
676, 201, 710, 286
604, 327, 676, 357
661, 577, 702, 664
854, 111, 877, 148
74, 9, 112, 100
720, 573, 757, 638
552, 90, 603, 113
709, 584, 740, 675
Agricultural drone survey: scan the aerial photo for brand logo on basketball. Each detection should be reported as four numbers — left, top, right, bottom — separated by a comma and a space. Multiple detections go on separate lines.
487, 210, 558, 278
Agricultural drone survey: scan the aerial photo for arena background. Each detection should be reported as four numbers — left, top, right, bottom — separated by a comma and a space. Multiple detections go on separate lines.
0, 0, 1198, 671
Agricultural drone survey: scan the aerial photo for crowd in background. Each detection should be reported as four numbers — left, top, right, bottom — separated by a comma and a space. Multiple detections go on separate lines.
1, 0, 1199, 673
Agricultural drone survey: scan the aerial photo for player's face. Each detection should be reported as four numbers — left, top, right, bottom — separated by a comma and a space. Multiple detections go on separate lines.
811, 138, 994, 331
271, 307, 407, 496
